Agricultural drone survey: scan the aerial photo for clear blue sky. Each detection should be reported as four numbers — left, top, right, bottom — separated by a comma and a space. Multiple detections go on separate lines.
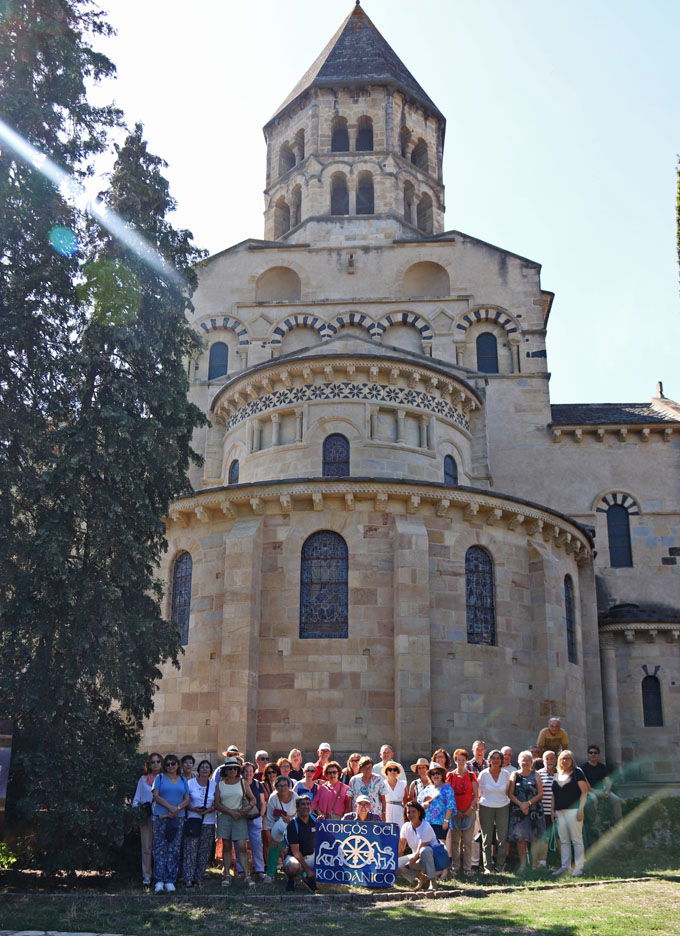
94, 0, 679, 404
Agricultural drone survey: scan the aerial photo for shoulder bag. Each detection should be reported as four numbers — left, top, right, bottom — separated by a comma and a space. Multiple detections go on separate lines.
184, 780, 209, 838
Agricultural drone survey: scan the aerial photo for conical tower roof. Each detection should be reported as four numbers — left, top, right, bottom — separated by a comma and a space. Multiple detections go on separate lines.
267, 2, 444, 126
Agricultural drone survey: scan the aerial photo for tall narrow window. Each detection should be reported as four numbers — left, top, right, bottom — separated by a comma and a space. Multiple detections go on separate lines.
411, 138, 428, 172
290, 185, 302, 227
330, 172, 349, 215
465, 546, 496, 646
564, 575, 577, 664
294, 128, 305, 162
279, 143, 295, 176
607, 505, 633, 568
642, 675, 663, 726
228, 459, 239, 485
356, 171, 374, 215
476, 332, 499, 373
416, 193, 433, 234
444, 454, 458, 486
208, 342, 228, 380
171, 551, 192, 646
322, 433, 349, 477
274, 197, 291, 238
400, 126, 411, 158
356, 116, 373, 151
300, 531, 348, 638
331, 117, 349, 152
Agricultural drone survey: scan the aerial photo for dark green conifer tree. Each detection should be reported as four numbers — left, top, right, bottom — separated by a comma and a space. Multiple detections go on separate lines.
0, 4, 206, 871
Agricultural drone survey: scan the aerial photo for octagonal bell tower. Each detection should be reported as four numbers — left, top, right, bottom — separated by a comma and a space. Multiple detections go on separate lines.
263, 2, 446, 245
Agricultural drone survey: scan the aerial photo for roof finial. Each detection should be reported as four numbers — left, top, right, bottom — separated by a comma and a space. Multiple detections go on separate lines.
355, 0, 361, 6
656, 380, 665, 398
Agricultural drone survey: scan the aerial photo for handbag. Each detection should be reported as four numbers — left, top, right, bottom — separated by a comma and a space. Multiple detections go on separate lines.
241, 779, 259, 819
431, 842, 451, 871
184, 778, 210, 837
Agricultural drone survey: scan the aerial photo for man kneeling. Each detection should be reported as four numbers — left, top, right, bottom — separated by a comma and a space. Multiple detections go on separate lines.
283, 796, 317, 892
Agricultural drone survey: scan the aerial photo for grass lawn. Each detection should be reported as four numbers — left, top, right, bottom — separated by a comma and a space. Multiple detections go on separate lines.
2, 795, 679, 935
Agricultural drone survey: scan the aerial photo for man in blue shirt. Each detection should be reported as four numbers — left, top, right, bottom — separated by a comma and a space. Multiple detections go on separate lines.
283, 796, 317, 892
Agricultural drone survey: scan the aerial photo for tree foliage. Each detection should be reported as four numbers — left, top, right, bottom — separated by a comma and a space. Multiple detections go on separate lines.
0, 3, 206, 872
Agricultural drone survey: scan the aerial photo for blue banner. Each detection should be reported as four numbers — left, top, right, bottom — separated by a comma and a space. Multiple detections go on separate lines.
315, 819, 399, 887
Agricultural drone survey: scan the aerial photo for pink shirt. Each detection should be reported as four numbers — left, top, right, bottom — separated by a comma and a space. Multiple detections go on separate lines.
312, 781, 352, 817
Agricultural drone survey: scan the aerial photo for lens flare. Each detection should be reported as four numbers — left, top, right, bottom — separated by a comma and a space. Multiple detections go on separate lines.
0, 117, 184, 287
48, 226, 78, 257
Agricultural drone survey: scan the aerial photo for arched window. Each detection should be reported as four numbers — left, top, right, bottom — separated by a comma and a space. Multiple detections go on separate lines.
330, 172, 349, 216
411, 138, 428, 172
300, 531, 348, 639
356, 116, 373, 151
208, 341, 228, 380
607, 504, 633, 568
274, 197, 291, 238
416, 193, 433, 234
444, 454, 458, 486
290, 184, 302, 228
294, 128, 305, 162
278, 143, 296, 176
322, 433, 349, 477
171, 551, 192, 646
465, 546, 496, 646
356, 171, 374, 215
228, 459, 239, 485
642, 675, 663, 727
564, 575, 577, 663
331, 117, 349, 152
400, 126, 411, 159
476, 332, 499, 373
403, 181, 415, 225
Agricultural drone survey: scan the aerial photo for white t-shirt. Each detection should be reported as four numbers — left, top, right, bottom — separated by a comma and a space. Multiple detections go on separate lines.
477, 768, 511, 808
186, 777, 216, 824
400, 820, 437, 853
265, 791, 298, 830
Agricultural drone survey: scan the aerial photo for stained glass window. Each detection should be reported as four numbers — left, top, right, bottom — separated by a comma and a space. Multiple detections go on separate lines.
322, 433, 350, 477
444, 454, 458, 486
607, 504, 632, 568
228, 459, 239, 485
208, 341, 228, 380
171, 551, 192, 646
642, 675, 663, 727
465, 546, 496, 645
564, 575, 577, 663
476, 332, 498, 374
300, 531, 348, 639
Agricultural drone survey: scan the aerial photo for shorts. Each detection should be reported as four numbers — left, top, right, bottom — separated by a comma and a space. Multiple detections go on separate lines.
216, 813, 248, 841
283, 852, 315, 873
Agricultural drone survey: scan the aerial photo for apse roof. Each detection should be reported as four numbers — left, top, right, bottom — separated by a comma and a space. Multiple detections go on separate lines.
550, 403, 680, 425
267, 3, 444, 126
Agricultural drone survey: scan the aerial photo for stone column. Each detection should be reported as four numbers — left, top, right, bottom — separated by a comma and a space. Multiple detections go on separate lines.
427, 416, 436, 450
397, 409, 406, 442
577, 560, 605, 751
599, 632, 623, 768
393, 515, 432, 761
294, 408, 303, 443
369, 407, 378, 440
418, 415, 428, 448
217, 517, 264, 758
271, 412, 280, 446
252, 419, 262, 453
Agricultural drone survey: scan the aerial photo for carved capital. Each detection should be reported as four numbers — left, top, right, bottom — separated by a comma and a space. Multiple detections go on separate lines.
407, 494, 420, 514
250, 497, 265, 515
279, 494, 292, 512
344, 492, 354, 511
436, 498, 450, 517
463, 502, 479, 521
486, 508, 503, 526
195, 506, 209, 523
312, 490, 323, 511
507, 513, 524, 531
221, 501, 235, 518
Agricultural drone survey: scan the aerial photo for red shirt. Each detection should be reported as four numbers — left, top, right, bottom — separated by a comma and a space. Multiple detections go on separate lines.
447, 770, 474, 812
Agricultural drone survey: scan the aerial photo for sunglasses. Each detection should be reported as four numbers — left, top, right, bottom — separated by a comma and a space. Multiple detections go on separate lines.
225, 766, 239, 771
165, 761, 178, 767
588, 751, 598, 755
150, 759, 161, 764
386, 767, 399, 772
266, 770, 278, 775
326, 770, 339, 775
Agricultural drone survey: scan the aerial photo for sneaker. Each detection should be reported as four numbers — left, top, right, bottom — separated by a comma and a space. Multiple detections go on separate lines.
552, 867, 569, 876
302, 876, 317, 892
154, 881, 164, 894
286, 877, 295, 892
571, 869, 583, 877
142, 878, 151, 886
221, 877, 231, 887
427, 881, 437, 893
257, 873, 273, 884
165, 883, 175, 893
244, 876, 255, 888
536, 861, 547, 869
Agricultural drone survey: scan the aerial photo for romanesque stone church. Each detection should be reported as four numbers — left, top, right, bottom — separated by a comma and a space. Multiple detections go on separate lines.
143, 4, 680, 784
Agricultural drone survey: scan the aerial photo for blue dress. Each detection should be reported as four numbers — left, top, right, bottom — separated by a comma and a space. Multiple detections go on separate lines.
508, 770, 545, 842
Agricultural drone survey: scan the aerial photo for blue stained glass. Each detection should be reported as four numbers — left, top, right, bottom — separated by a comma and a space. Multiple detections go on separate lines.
322, 433, 350, 477
208, 341, 228, 380
444, 454, 458, 486
476, 332, 498, 373
565, 575, 577, 663
171, 551, 192, 646
465, 546, 496, 645
607, 504, 632, 567
300, 531, 348, 639
228, 459, 239, 485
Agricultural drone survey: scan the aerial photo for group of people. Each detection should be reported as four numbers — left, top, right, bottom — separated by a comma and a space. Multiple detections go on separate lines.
131, 717, 621, 893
